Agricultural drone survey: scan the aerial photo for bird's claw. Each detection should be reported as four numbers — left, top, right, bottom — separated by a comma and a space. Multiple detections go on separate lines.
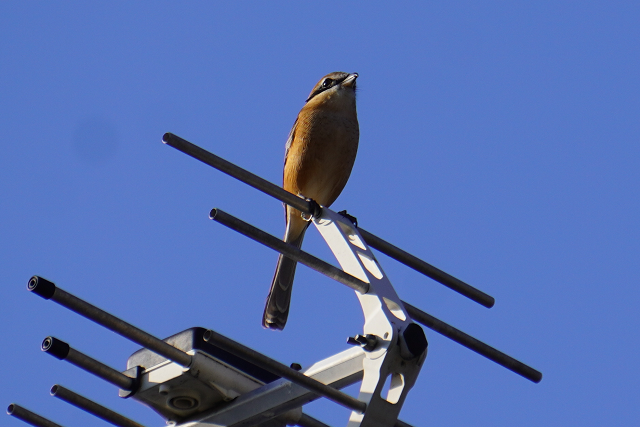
302, 198, 323, 221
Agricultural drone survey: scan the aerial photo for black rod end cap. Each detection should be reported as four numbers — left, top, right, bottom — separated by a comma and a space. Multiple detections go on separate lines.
162, 132, 176, 145
41, 336, 70, 360
27, 276, 56, 299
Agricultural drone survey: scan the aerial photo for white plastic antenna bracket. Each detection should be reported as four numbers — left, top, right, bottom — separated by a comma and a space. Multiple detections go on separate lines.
313, 208, 427, 427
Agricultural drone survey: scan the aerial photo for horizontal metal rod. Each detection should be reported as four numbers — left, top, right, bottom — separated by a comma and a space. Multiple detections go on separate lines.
403, 302, 542, 383
6, 404, 64, 427
203, 329, 367, 414
358, 228, 494, 308
27, 276, 192, 368
163, 132, 311, 214
41, 336, 135, 390
208, 209, 541, 383
51, 385, 145, 427
210, 208, 370, 294
163, 132, 493, 307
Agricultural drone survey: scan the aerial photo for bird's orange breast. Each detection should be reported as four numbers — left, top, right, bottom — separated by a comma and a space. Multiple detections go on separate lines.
284, 106, 359, 208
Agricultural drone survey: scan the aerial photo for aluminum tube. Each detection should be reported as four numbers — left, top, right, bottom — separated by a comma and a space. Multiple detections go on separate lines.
163, 133, 312, 214
209, 208, 370, 294
403, 302, 542, 383
50, 385, 145, 427
358, 228, 494, 308
41, 336, 134, 390
208, 209, 540, 382
65, 348, 134, 390
6, 404, 64, 427
27, 276, 192, 368
164, 133, 492, 307
203, 329, 367, 414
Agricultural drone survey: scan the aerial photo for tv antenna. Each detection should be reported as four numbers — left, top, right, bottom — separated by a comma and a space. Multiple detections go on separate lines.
8, 133, 541, 427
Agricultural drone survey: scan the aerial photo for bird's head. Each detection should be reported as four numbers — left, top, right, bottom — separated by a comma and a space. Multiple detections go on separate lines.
305, 72, 358, 105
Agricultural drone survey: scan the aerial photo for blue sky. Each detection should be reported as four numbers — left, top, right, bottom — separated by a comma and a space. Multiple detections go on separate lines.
1, 2, 639, 426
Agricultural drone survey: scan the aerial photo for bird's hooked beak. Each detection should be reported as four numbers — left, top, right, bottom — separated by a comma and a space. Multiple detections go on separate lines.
341, 73, 358, 88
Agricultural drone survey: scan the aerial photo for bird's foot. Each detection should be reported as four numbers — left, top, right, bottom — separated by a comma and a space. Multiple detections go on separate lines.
302, 198, 323, 221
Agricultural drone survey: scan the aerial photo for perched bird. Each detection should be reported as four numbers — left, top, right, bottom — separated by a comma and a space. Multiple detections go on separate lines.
263, 72, 360, 330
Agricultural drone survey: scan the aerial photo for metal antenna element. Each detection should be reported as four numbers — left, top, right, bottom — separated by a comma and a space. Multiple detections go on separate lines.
210, 209, 369, 295
402, 303, 542, 383
23, 278, 420, 426
51, 385, 145, 427
27, 276, 192, 368
6, 131, 540, 427
210, 208, 542, 383
355, 228, 494, 307
6, 404, 64, 427
41, 337, 136, 391
203, 329, 367, 414
163, 132, 494, 308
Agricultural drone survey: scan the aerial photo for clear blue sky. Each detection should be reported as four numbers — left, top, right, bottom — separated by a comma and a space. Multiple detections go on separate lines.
2, 2, 639, 426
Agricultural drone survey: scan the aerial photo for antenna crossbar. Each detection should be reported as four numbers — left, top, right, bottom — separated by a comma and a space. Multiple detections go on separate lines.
41, 337, 135, 390
163, 132, 494, 308
210, 208, 541, 383
6, 404, 64, 427
27, 276, 192, 368
51, 385, 144, 427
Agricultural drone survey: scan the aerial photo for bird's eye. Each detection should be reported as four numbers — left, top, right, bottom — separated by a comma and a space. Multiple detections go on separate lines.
321, 78, 333, 89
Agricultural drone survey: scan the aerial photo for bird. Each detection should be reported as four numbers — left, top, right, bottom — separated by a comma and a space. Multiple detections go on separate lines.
262, 71, 360, 330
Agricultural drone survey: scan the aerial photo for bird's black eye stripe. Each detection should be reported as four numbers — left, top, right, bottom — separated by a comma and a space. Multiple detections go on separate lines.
306, 74, 352, 102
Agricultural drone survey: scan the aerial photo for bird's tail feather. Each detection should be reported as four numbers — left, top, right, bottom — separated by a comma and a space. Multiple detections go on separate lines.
262, 225, 308, 330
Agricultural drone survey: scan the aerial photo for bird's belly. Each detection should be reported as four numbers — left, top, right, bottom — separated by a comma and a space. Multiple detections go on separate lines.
285, 117, 358, 207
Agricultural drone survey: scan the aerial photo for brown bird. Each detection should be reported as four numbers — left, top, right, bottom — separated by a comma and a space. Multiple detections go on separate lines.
263, 72, 360, 330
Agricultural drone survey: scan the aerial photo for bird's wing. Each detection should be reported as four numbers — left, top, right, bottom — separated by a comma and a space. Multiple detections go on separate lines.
283, 118, 297, 171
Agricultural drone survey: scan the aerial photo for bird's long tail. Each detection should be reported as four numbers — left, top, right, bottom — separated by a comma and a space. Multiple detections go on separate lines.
262, 220, 309, 330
